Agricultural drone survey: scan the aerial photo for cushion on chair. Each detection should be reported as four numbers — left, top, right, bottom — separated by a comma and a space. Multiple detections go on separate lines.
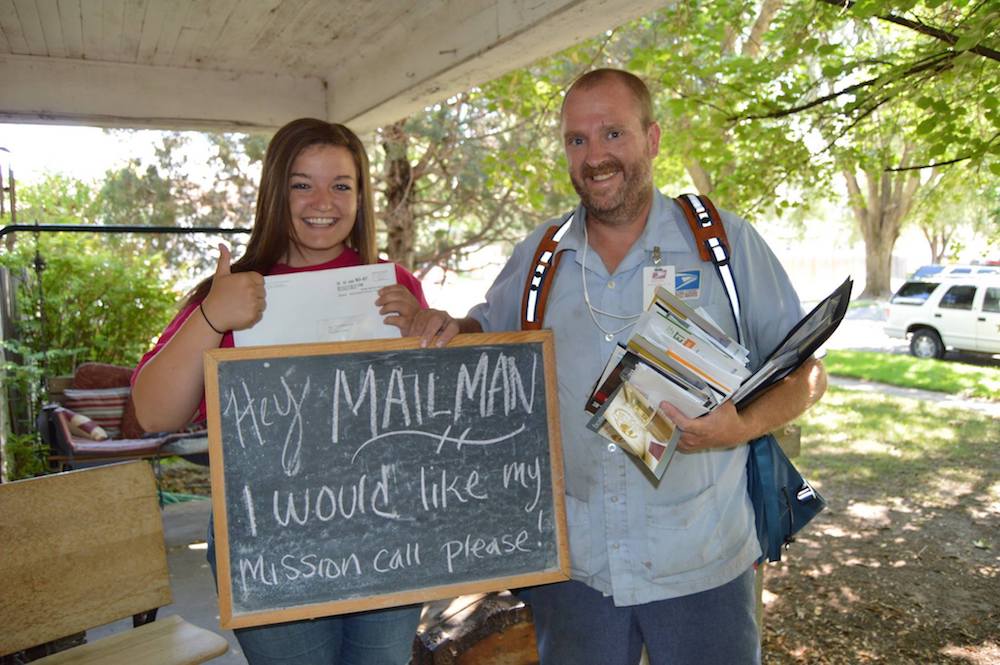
70, 363, 132, 390
63, 387, 131, 439
64, 437, 166, 456
71, 363, 148, 439
55, 407, 108, 441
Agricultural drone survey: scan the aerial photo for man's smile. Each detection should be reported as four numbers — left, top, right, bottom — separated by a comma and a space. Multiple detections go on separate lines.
583, 159, 624, 188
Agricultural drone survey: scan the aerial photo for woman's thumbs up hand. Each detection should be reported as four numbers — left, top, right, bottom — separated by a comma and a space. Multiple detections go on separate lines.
200, 244, 266, 333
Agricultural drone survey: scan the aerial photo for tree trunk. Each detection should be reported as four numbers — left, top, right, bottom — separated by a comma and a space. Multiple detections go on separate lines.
862, 230, 896, 300
742, 0, 783, 58
921, 225, 952, 264
380, 121, 416, 270
686, 159, 715, 196
843, 156, 921, 299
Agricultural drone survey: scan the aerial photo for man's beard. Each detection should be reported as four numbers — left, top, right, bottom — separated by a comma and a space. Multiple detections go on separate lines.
571, 156, 653, 227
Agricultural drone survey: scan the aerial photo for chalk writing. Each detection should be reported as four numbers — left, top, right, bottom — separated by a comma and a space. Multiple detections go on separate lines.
211, 339, 564, 625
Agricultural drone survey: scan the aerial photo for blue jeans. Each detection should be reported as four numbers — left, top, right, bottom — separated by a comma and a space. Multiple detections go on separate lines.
207, 523, 420, 665
523, 571, 760, 665
231, 606, 421, 665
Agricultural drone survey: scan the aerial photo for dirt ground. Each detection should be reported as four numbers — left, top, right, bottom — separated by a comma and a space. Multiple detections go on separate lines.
759, 474, 999, 665
159, 442, 1000, 665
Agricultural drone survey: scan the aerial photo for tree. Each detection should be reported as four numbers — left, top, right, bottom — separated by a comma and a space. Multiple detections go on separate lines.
910, 167, 1000, 263
371, 67, 583, 275
736, 0, 999, 170
95, 131, 265, 274
841, 142, 924, 296
720, 0, 999, 295
2, 232, 180, 375
1, 176, 181, 467
626, 1, 827, 216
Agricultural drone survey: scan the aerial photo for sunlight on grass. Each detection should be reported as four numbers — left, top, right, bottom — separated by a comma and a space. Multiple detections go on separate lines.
924, 469, 984, 508
796, 387, 1000, 503
823, 350, 1000, 400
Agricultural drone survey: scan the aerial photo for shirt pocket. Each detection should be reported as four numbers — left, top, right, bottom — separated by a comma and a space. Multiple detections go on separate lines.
644, 483, 723, 579
564, 494, 592, 577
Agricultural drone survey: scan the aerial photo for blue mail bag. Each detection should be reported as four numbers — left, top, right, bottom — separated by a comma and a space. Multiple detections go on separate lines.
747, 433, 827, 563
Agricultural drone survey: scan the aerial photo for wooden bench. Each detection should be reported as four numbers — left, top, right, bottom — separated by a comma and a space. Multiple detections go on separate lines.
0, 461, 229, 664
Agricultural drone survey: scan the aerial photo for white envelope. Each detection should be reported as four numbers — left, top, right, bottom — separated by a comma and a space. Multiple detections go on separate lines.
232, 263, 400, 347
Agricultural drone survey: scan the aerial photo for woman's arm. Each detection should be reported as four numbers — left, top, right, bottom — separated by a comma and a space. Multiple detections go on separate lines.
132, 246, 265, 432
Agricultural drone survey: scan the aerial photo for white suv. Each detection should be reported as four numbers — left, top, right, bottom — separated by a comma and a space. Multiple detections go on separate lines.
885, 277, 1000, 359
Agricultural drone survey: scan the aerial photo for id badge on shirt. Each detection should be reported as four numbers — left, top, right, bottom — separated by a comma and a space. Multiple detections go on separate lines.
643, 265, 675, 308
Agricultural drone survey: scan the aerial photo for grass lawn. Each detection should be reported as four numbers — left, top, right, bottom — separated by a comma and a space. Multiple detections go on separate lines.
796, 385, 1000, 501
822, 349, 1000, 401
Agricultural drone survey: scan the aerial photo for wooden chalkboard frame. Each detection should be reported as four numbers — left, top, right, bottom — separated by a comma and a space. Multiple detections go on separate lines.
205, 331, 568, 629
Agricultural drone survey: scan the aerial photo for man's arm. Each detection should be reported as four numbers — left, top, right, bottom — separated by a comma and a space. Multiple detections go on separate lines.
658, 357, 827, 453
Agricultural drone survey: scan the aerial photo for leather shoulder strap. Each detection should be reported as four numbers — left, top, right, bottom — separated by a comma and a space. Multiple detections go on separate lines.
674, 193, 744, 342
674, 193, 731, 262
521, 213, 574, 330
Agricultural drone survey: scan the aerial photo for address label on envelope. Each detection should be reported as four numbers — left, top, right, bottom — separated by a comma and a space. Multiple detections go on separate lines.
232, 263, 399, 347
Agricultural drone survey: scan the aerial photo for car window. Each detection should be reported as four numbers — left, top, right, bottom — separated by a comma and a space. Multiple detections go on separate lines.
949, 268, 971, 275
891, 281, 939, 305
938, 285, 977, 310
912, 266, 943, 279
984, 288, 1000, 314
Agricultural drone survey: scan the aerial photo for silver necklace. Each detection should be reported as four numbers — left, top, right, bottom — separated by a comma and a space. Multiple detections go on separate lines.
581, 221, 643, 342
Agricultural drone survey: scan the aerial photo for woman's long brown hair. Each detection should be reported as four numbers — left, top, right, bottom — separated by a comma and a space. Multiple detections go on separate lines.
185, 118, 378, 306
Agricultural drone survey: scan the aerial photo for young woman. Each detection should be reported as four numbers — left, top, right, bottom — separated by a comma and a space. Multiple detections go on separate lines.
132, 118, 426, 665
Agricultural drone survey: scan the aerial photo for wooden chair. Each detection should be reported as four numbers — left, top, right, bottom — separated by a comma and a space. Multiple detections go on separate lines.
0, 461, 229, 664
39, 403, 210, 471
38, 363, 208, 472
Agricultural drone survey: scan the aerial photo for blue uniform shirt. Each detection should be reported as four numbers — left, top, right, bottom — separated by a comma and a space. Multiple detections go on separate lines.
469, 190, 803, 604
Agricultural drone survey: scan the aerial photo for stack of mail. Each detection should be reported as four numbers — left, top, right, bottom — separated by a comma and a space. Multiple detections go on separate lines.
586, 286, 750, 479
585, 276, 853, 480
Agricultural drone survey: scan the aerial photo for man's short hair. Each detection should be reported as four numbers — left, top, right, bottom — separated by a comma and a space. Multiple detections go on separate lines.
561, 69, 655, 129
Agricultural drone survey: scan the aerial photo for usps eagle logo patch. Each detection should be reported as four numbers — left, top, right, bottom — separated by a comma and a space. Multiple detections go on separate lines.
675, 270, 701, 299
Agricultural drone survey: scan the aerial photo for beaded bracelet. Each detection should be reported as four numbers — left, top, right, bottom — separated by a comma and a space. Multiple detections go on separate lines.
199, 303, 224, 335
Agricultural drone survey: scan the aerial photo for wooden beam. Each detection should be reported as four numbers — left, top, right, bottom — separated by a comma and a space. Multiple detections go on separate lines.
0, 53, 326, 131
35, 0, 66, 59
330, 0, 667, 132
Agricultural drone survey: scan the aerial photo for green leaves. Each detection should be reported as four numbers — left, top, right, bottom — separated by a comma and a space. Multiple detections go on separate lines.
96, 130, 260, 273
0, 230, 180, 379
915, 117, 937, 135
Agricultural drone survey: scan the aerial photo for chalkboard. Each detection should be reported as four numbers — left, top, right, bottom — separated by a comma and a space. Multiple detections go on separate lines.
204, 331, 568, 629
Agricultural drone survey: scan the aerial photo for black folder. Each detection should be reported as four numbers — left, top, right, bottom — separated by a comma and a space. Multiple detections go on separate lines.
732, 276, 854, 409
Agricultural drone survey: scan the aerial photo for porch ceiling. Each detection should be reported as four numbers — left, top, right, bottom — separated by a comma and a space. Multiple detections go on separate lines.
0, 0, 664, 134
